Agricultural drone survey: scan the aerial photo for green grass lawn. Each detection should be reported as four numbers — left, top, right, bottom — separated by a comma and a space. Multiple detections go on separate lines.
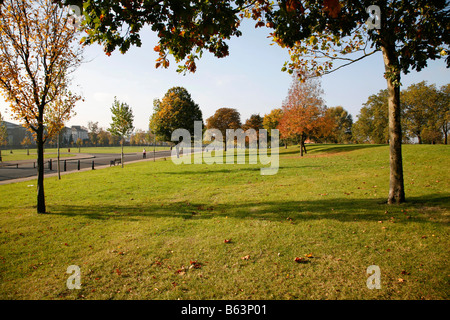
0, 149, 73, 162
0, 144, 448, 300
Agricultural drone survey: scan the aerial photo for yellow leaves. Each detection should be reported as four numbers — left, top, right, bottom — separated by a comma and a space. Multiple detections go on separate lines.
309, 36, 318, 46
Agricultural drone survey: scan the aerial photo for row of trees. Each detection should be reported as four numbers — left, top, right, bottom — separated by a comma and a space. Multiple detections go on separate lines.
149, 79, 449, 160
1, 0, 448, 212
68, 0, 448, 205
149, 82, 349, 155
264, 80, 449, 149
353, 82, 449, 145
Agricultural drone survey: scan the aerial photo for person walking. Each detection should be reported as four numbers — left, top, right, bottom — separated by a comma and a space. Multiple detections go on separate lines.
143, 148, 146, 159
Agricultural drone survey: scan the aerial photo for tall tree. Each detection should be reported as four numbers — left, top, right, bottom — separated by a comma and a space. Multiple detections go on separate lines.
434, 83, 449, 145
87, 121, 100, 146
150, 87, 203, 143
402, 81, 438, 144
61, 0, 449, 204
206, 107, 241, 151
263, 108, 284, 147
0, 0, 83, 213
278, 76, 327, 156
21, 136, 32, 156
242, 114, 264, 146
325, 106, 353, 144
267, 1, 449, 204
97, 128, 110, 146
108, 97, 134, 168
130, 129, 149, 146
352, 89, 389, 144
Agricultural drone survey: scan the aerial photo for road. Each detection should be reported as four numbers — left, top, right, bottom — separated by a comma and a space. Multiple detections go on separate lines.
0, 150, 172, 183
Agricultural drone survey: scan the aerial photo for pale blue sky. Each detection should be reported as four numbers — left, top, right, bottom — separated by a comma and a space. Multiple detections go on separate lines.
1, 20, 448, 131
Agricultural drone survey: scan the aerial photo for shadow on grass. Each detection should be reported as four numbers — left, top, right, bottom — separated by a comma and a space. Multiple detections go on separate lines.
47, 193, 448, 226
280, 144, 386, 156
155, 165, 321, 175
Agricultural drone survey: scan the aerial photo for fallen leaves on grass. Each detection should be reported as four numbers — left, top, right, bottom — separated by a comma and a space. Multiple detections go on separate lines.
294, 257, 308, 263
241, 255, 250, 260
295, 253, 314, 263
401, 270, 410, 275
189, 260, 202, 269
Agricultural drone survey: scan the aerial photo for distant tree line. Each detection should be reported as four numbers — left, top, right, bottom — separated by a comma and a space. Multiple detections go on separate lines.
352, 81, 449, 145
147, 81, 448, 158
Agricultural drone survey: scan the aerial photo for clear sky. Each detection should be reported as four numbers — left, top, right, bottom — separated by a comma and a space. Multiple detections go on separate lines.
1, 19, 448, 131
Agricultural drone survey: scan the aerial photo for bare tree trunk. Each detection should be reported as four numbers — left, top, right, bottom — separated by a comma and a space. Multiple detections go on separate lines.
299, 134, 307, 156
121, 137, 124, 168
300, 135, 303, 157
57, 133, 61, 180
36, 125, 46, 213
382, 44, 405, 204
443, 125, 448, 145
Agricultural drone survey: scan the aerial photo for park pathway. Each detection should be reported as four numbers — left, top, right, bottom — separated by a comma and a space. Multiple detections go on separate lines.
0, 150, 172, 185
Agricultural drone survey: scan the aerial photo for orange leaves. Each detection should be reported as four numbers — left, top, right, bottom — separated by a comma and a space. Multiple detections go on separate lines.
294, 257, 307, 263
0, 0, 82, 143
294, 253, 313, 263
286, 0, 302, 13
155, 59, 169, 69
323, 0, 342, 18
278, 76, 328, 145
255, 21, 265, 28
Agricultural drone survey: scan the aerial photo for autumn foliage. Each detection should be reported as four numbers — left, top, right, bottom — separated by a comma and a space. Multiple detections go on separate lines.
278, 76, 334, 155
0, 0, 83, 213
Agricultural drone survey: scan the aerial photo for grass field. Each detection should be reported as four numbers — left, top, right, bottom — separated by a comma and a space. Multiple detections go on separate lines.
0, 148, 73, 162
0, 144, 448, 300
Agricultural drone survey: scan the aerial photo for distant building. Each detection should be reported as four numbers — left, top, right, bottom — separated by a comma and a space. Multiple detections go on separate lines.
2, 121, 33, 147
0, 121, 89, 147
60, 125, 89, 144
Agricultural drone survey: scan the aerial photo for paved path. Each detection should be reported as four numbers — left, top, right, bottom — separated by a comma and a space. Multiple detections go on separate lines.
0, 150, 172, 185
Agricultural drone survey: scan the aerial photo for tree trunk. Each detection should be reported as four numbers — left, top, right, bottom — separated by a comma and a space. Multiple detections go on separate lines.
300, 135, 304, 157
381, 44, 405, 204
36, 126, 46, 213
299, 134, 307, 156
121, 137, 124, 168
443, 125, 448, 145
57, 134, 61, 180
